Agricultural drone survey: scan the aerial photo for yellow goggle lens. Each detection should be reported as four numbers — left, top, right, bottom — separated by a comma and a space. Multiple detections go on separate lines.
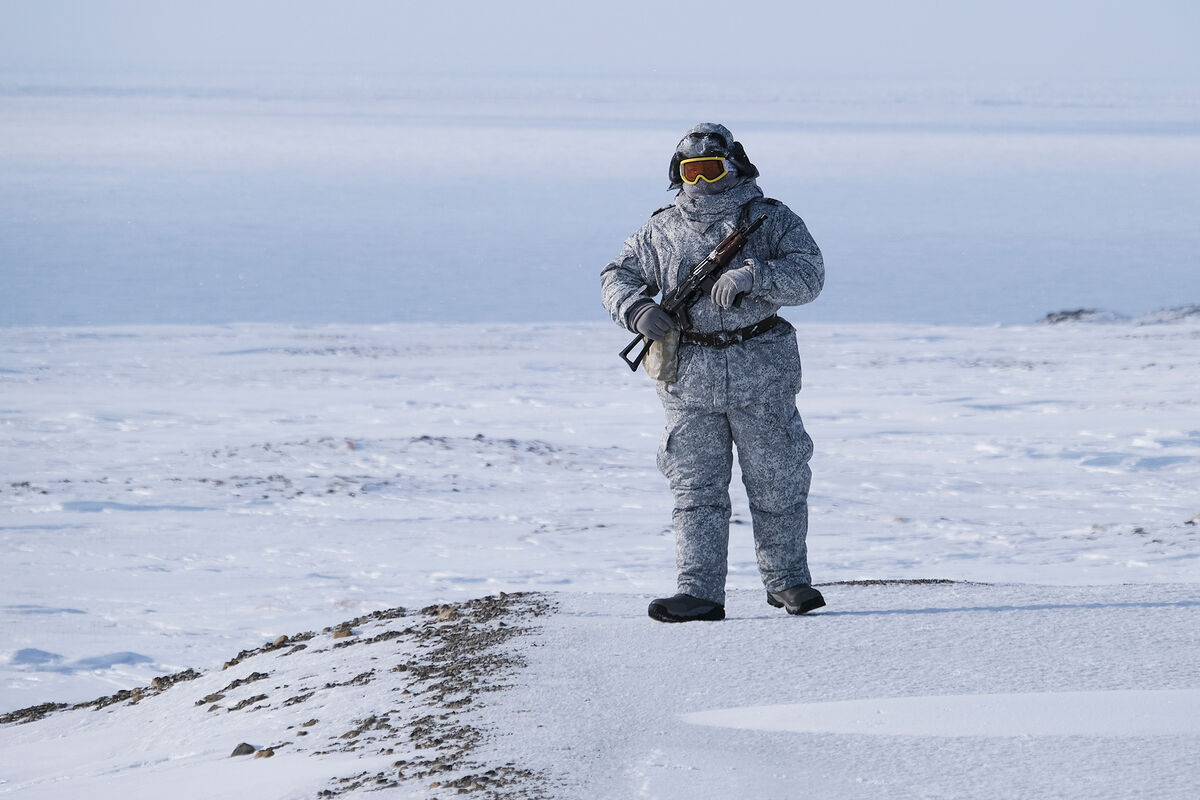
679, 156, 729, 185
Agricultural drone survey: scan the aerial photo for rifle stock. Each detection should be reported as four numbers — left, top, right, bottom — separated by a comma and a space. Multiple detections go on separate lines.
620, 332, 652, 372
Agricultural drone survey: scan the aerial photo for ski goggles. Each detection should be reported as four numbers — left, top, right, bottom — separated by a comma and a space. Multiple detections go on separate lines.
679, 156, 729, 185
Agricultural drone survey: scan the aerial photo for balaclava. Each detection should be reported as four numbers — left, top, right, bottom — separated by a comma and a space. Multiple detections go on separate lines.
669, 123, 764, 228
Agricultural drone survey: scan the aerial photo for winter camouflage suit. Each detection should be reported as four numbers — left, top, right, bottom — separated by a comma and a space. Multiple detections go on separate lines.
601, 123, 824, 607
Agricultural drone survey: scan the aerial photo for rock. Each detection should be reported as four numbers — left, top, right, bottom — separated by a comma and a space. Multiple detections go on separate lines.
1134, 304, 1200, 325
0, 702, 68, 726
231, 742, 256, 757
254, 747, 275, 759
1039, 308, 1128, 325
332, 624, 354, 639
272, 635, 288, 647
228, 693, 268, 711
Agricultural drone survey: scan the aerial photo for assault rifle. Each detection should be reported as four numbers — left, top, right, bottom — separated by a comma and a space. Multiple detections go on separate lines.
619, 213, 767, 371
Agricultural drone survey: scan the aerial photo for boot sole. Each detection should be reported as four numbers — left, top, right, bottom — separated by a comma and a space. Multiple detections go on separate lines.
766, 591, 826, 615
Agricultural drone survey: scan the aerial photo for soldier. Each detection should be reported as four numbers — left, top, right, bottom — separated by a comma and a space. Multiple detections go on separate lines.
601, 123, 826, 622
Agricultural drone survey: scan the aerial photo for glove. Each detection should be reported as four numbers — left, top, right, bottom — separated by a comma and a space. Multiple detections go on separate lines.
711, 263, 754, 309
629, 301, 676, 341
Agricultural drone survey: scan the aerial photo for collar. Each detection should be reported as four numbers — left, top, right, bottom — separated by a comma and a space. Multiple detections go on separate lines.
673, 179, 764, 231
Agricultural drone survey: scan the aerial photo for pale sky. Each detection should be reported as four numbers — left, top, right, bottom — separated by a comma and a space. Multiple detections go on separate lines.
3, 0, 1198, 86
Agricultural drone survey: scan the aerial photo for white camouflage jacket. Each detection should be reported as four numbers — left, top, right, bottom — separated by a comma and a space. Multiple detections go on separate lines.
601, 179, 824, 409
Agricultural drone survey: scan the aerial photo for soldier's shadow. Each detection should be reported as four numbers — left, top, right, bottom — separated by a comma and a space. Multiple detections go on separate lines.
742, 598, 1200, 619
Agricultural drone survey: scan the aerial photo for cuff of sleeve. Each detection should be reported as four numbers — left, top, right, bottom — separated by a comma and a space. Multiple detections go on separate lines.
742, 258, 761, 293
624, 297, 655, 331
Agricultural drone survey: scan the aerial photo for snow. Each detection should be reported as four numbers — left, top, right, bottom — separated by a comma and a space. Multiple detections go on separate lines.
2, 14, 1200, 791
482, 584, 1200, 799
2, 320, 1199, 797
684, 689, 1200, 737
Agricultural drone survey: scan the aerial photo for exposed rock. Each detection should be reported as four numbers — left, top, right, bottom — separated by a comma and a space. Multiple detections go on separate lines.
231, 742, 256, 757
151, 668, 201, 691
222, 671, 269, 692
1039, 304, 1200, 326
228, 694, 268, 712
1039, 308, 1129, 325
223, 631, 317, 670
1135, 304, 1200, 325
0, 702, 69, 726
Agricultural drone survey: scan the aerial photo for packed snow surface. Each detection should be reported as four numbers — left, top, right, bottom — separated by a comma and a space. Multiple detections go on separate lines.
2, 320, 1199, 797
683, 689, 1200, 737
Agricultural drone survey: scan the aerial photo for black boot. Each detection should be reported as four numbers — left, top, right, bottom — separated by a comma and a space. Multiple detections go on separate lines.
766, 584, 826, 615
647, 593, 725, 623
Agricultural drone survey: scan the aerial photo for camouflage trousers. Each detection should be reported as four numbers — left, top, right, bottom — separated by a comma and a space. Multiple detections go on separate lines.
657, 397, 814, 605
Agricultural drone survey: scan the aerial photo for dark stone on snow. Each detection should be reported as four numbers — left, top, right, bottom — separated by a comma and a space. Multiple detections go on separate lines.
0, 702, 69, 726
1039, 308, 1128, 324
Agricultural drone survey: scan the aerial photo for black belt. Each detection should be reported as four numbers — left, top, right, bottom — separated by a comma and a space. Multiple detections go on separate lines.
680, 315, 780, 348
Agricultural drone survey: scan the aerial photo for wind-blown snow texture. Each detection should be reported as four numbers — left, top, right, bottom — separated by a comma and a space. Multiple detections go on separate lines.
2, 321, 1199, 797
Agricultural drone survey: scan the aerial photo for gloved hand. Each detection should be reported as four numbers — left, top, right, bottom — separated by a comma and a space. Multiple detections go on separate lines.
711, 262, 754, 309
630, 301, 676, 341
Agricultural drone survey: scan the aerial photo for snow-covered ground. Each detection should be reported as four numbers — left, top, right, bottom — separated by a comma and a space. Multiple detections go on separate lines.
4, 5, 1199, 795
2, 319, 1199, 797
